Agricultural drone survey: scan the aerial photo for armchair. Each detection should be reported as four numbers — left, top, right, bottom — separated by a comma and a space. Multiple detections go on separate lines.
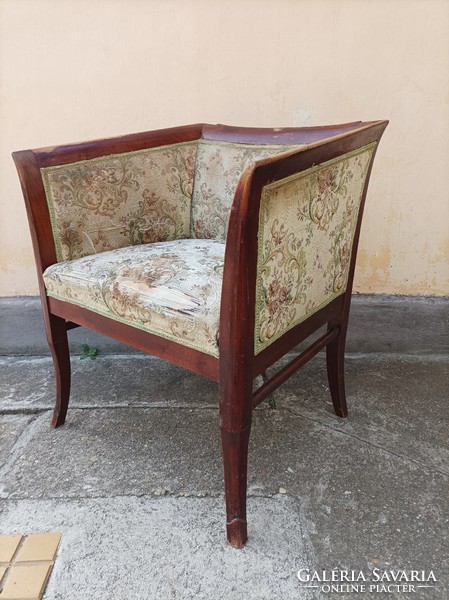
13, 120, 388, 547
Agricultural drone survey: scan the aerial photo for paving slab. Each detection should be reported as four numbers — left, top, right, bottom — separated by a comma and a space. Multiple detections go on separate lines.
0, 355, 217, 412
0, 404, 447, 593
0, 415, 36, 466
15, 532, 62, 562
1, 295, 448, 599
279, 355, 449, 475
0, 533, 22, 562
0, 492, 446, 600
1, 354, 447, 475
0, 408, 222, 500
1, 563, 53, 600
0, 497, 315, 600
1, 354, 448, 496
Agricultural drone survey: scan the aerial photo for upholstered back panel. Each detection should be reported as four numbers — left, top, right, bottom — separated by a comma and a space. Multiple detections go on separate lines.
41, 141, 197, 262
191, 141, 303, 240
255, 143, 376, 354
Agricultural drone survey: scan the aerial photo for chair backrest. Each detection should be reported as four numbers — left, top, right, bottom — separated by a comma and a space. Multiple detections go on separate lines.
39, 137, 304, 261
16, 122, 380, 273
190, 140, 303, 240
40, 141, 197, 262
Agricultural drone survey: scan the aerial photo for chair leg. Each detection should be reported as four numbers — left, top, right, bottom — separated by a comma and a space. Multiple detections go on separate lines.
220, 425, 251, 548
45, 313, 71, 428
219, 376, 252, 548
326, 328, 348, 418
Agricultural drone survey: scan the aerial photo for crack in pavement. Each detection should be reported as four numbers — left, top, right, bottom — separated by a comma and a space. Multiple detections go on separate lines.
0, 413, 46, 483
275, 402, 449, 478
1, 402, 448, 480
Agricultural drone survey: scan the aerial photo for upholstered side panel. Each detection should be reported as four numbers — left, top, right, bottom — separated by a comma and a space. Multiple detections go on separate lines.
191, 141, 303, 240
41, 141, 198, 261
255, 143, 376, 354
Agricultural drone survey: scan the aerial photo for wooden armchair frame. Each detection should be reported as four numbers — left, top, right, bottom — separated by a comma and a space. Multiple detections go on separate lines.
13, 120, 387, 547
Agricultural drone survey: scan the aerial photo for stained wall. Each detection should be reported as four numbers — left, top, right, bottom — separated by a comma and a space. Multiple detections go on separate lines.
1, 0, 448, 295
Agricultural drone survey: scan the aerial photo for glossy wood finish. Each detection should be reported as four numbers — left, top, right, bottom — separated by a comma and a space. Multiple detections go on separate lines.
218, 119, 387, 546
33, 123, 203, 167
252, 327, 339, 409
13, 120, 388, 548
46, 313, 71, 428
202, 121, 379, 144
48, 297, 219, 380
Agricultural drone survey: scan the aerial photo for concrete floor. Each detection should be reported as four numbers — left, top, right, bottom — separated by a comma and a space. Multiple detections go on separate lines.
0, 296, 448, 599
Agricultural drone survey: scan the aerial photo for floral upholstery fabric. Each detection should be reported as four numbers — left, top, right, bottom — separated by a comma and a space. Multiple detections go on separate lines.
41, 142, 197, 262
255, 143, 376, 354
43, 239, 225, 357
191, 141, 303, 240
40, 138, 375, 357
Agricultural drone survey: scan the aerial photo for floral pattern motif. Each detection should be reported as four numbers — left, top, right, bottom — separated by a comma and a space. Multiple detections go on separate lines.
40, 138, 376, 358
42, 139, 303, 261
255, 143, 376, 354
43, 239, 225, 356
41, 142, 198, 261
191, 141, 303, 240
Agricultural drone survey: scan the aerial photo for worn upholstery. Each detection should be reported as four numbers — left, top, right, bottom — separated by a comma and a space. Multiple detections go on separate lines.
41, 139, 302, 262
43, 239, 225, 356
40, 137, 375, 357
191, 140, 303, 240
254, 143, 376, 354
41, 142, 197, 262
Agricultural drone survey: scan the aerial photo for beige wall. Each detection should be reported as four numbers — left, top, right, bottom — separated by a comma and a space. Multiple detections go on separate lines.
1, 0, 448, 296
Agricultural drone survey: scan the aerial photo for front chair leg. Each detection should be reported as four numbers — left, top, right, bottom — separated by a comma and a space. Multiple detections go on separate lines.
45, 313, 71, 428
219, 371, 252, 548
326, 325, 348, 418
220, 424, 251, 548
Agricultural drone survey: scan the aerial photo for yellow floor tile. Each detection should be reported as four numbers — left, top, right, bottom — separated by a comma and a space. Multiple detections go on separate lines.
15, 533, 62, 563
0, 536, 22, 564
0, 564, 52, 599
0, 565, 7, 580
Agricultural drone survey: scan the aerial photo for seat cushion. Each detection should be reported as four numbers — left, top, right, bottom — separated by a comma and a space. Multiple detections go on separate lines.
43, 239, 225, 357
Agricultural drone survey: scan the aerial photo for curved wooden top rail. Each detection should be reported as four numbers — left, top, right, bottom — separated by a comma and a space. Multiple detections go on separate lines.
200, 121, 380, 144
14, 121, 387, 169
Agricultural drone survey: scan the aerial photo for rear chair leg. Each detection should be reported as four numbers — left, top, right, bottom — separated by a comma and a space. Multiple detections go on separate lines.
45, 313, 71, 428
326, 327, 348, 418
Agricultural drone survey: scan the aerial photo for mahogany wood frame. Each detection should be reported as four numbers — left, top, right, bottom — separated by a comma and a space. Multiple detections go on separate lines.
13, 120, 388, 548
